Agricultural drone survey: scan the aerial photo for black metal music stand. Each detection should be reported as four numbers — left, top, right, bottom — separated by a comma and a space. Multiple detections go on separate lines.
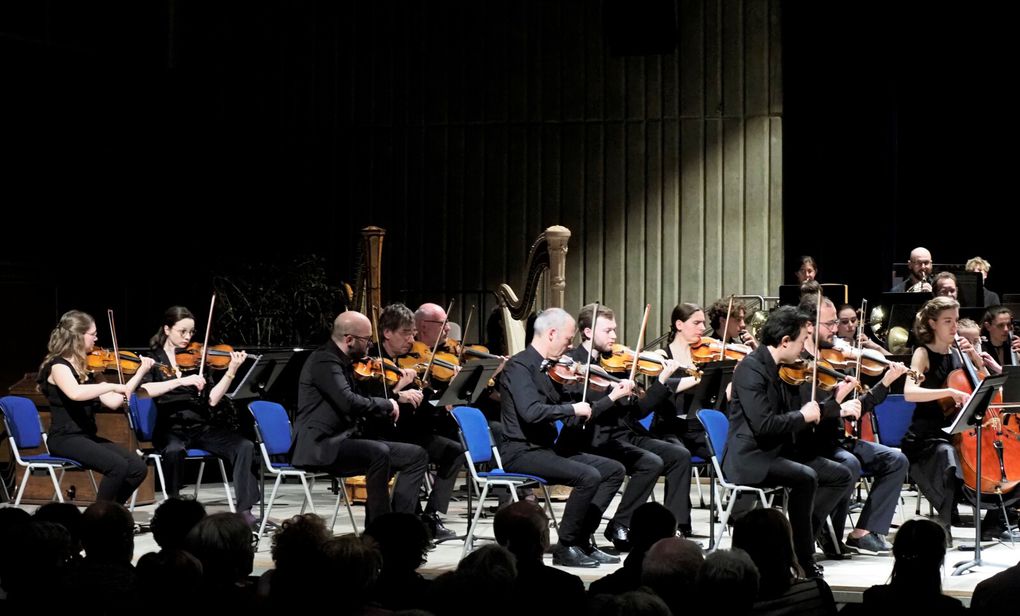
946, 374, 1009, 575
226, 349, 304, 539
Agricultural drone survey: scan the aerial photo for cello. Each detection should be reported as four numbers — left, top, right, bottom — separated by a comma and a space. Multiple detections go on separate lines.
948, 336, 1020, 499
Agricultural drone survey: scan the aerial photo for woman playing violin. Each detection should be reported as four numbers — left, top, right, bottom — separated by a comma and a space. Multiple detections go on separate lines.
36, 310, 152, 503
568, 303, 697, 543
901, 297, 975, 543
138, 306, 260, 526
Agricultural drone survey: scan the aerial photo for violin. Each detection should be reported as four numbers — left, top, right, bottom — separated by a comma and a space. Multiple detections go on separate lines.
87, 348, 173, 379
690, 337, 751, 363
599, 344, 702, 379
353, 356, 423, 389
546, 357, 633, 393
818, 347, 925, 384
397, 340, 459, 383
445, 339, 504, 361
174, 342, 236, 370
778, 358, 868, 394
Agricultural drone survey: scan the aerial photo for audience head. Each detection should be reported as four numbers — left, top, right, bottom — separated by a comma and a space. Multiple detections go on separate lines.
81, 501, 135, 565
732, 507, 802, 598
629, 502, 678, 553
150, 497, 206, 552
593, 589, 672, 616
271, 513, 330, 571
34, 502, 84, 553
184, 512, 255, 586
641, 537, 704, 611
493, 501, 550, 563
697, 549, 759, 614
364, 512, 431, 573
890, 518, 947, 594
320, 536, 383, 607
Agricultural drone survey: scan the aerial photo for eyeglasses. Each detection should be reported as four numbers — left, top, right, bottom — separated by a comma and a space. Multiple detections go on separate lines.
820, 320, 840, 328
85, 331, 98, 338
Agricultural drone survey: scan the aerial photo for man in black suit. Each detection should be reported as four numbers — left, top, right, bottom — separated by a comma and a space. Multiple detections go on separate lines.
498, 307, 626, 568
722, 306, 854, 577
291, 311, 428, 525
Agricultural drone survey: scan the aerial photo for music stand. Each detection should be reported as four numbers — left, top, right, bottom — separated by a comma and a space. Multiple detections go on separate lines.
432, 358, 504, 407
944, 374, 1008, 575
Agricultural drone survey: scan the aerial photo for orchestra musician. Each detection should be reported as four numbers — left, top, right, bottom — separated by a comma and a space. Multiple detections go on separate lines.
707, 298, 758, 350
569, 303, 695, 548
371, 303, 462, 541
139, 306, 260, 526
795, 255, 818, 284
966, 257, 1001, 307
835, 304, 891, 356
798, 295, 910, 557
497, 307, 626, 568
291, 311, 428, 525
889, 247, 934, 293
722, 306, 854, 578
37, 310, 151, 504
932, 272, 958, 300
649, 303, 710, 460
980, 306, 1020, 374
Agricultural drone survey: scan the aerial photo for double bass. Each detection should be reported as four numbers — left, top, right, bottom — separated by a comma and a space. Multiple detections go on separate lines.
948, 336, 1020, 499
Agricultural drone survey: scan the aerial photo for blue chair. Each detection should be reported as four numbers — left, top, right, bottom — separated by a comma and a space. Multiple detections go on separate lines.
872, 394, 920, 516
0, 395, 98, 506
698, 409, 784, 549
452, 406, 558, 557
127, 394, 234, 512
248, 400, 358, 539
638, 411, 709, 507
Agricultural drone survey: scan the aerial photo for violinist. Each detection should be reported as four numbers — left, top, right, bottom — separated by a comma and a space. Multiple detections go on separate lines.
498, 307, 625, 568
414, 302, 454, 355
376, 303, 462, 541
37, 310, 151, 504
648, 303, 709, 459
901, 297, 974, 543
138, 306, 260, 526
722, 306, 853, 578
292, 311, 427, 525
889, 247, 934, 293
980, 306, 1020, 373
569, 303, 695, 547
707, 298, 758, 350
798, 295, 909, 557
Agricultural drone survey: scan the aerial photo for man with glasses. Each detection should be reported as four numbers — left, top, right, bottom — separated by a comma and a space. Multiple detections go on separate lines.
889, 247, 934, 293
365, 303, 463, 541
797, 295, 909, 558
292, 310, 428, 526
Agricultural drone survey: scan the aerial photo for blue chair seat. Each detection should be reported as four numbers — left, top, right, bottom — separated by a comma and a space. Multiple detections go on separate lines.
186, 449, 214, 458
479, 469, 548, 484
21, 454, 84, 466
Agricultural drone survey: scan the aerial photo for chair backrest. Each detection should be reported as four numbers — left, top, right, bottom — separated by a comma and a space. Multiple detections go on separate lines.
697, 409, 729, 461
638, 413, 653, 431
0, 395, 44, 449
248, 400, 294, 456
451, 406, 496, 466
872, 394, 916, 448
128, 395, 158, 441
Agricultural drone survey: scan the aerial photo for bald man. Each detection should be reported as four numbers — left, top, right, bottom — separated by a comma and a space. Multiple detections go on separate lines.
890, 247, 934, 293
292, 311, 428, 524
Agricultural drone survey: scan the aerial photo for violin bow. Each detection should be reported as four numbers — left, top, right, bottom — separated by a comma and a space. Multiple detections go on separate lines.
629, 304, 652, 383
851, 298, 867, 437
581, 302, 600, 405
719, 295, 734, 361
198, 293, 216, 379
458, 304, 475, 364
107, 309, 126, 387
421, 300, 454, 388
811, 290, 821, 402
370, 305, 389, 400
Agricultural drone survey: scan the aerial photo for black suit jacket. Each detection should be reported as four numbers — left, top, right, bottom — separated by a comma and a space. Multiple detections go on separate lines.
722, 345, 810, 484
290, 340, 393, 467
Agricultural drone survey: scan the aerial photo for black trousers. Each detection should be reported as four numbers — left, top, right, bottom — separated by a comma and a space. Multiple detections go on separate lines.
760, 455, 853, 567
48, 433, 146, 504
502, 443, 625, 546
591, 433, 692, 526
159, 428, 260, 512
395, 429, 466, 515
320, 437, 428, 524
830, 440, 908, 536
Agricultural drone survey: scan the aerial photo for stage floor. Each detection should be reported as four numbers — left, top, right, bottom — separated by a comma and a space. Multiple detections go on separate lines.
39, 480, 1020, 606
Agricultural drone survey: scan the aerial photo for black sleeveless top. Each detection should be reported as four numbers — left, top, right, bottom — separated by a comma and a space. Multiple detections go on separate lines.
909, 345, 960, 438
37, 357, 99, 438
141, 348, 214, 440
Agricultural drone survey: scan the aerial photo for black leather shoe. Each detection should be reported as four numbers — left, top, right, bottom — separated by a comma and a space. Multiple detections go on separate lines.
422, 512, 458, 542
805, 562, 825, 579
603, 521, 632, 552
552, 545, 600, 568
582, 543, 621, 564
817, 532, 852, 561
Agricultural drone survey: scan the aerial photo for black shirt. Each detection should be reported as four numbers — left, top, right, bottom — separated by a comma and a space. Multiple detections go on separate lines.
141, 348, 216, 441
910, 345, 959, 439
38, 357, 100, 438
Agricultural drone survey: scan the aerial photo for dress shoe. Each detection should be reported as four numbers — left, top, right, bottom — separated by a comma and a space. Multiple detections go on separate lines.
422, 511, 458, 542
581, 543, 621, 564
845, 533, 891, 555
817, 532, 853, 561
981, 526, 1020, 542
552, 545, 600, 568
804, 562, 825, 579
603, 521, 632, 552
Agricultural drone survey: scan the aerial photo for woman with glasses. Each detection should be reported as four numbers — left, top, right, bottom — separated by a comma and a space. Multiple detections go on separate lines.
139, 306, 260, 526
37, 310, 153, 503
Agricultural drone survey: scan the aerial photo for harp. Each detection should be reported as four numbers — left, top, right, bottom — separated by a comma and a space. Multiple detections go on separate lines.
352, 226, 386, 333
494, 225, 571, 355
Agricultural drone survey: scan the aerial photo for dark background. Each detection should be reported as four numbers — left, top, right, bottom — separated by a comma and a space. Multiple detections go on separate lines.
2, 1, 1017, 389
